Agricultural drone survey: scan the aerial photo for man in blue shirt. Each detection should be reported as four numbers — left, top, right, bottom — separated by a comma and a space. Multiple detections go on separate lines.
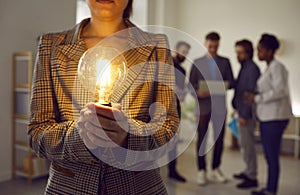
232, 39, 260, 189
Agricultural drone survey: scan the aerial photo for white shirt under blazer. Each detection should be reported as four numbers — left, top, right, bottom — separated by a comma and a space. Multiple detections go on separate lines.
254, 59, 292, 122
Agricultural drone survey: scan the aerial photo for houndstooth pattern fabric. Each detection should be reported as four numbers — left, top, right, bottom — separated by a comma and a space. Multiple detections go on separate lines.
28, 18, 179, 195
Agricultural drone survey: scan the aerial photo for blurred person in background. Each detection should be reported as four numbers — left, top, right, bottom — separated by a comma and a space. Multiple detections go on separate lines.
168, 41, 191, 183
189, 32, 235, 186
245, 33, 292, 195
232, 39, 260, 189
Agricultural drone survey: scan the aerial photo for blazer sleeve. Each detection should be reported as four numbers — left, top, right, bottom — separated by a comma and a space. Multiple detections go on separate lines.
189, 62, 199, 90
125, 34, 179, 161
189, 60, 207, 99
28, 34, 98, 164
246, 65, 260, 92
238, 66, 261, 119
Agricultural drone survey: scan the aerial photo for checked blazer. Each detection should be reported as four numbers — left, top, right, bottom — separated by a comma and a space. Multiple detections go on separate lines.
28, 18, 179, 195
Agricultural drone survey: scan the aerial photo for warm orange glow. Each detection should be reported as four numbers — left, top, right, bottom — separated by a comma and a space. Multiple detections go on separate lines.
96, 59, 111, 104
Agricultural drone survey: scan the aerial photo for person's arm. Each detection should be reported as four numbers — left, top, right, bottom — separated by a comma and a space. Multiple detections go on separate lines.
246, 65, 260, 93
225, 59, 235, 89
238, 66, 260, 119
174, 62, 186, 101
189, 63, 199, 98
255, 63, 288, 103
189, 61, 209, 98
28, 34, 98, 164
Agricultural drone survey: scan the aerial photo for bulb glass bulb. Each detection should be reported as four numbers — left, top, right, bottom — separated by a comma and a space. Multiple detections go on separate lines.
77, 45, 127, 105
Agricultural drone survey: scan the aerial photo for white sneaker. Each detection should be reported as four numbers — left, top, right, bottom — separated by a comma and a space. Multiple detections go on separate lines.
210, 168, 227, 183
197, 170, 207, 186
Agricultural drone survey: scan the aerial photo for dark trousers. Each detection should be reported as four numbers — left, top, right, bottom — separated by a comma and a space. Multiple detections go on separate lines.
197, 113, 226, 170
168, 99, 181, 173
260, 120, 289, 193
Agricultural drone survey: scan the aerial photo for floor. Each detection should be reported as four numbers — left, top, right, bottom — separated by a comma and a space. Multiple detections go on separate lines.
162, 143, 300, 195
1, 120, 299, 195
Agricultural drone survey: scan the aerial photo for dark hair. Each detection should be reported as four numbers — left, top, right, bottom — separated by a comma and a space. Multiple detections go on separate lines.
176, 41, 191, 50
235, 39, 254, 59
259, 33, 280, 52
123, 0, 133, 19
205, 32, 220, 41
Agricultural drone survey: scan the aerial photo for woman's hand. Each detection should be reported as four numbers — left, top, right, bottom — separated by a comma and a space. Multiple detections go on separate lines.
77, 103, 129, 149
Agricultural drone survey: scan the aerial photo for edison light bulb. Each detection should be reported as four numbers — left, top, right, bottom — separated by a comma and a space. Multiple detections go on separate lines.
78, 45, 127, 105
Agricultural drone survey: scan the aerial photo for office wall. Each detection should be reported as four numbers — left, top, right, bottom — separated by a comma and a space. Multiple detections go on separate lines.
131, 0, 148, 26
162, 0, 300, 115
0, 0, 76, 182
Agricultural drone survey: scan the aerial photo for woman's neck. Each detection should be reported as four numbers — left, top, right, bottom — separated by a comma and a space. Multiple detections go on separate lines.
266, 56, 274, 65
81, 17, 127, 49
84, 17, 126, 38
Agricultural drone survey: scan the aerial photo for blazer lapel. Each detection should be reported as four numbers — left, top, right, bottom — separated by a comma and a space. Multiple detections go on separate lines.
56, 42, 87, 63
54, 18, 89, 64
110, 22, 158, 103
49, 19, 90, 112
51, 41, 88, 103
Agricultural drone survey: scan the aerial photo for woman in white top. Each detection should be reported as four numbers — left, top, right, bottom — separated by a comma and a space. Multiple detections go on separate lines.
246, 34, 292, 195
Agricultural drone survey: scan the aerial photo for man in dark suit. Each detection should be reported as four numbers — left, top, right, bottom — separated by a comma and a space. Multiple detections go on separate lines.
189, 32, 234, 185
168, 41, 191, 182
232, 39, 260, 189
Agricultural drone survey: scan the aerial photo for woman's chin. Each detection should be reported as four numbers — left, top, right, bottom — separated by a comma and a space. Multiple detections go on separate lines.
94, 11, 118, 20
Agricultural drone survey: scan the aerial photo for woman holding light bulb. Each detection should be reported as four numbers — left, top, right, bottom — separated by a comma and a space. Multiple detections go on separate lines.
28, 0, 179, 194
